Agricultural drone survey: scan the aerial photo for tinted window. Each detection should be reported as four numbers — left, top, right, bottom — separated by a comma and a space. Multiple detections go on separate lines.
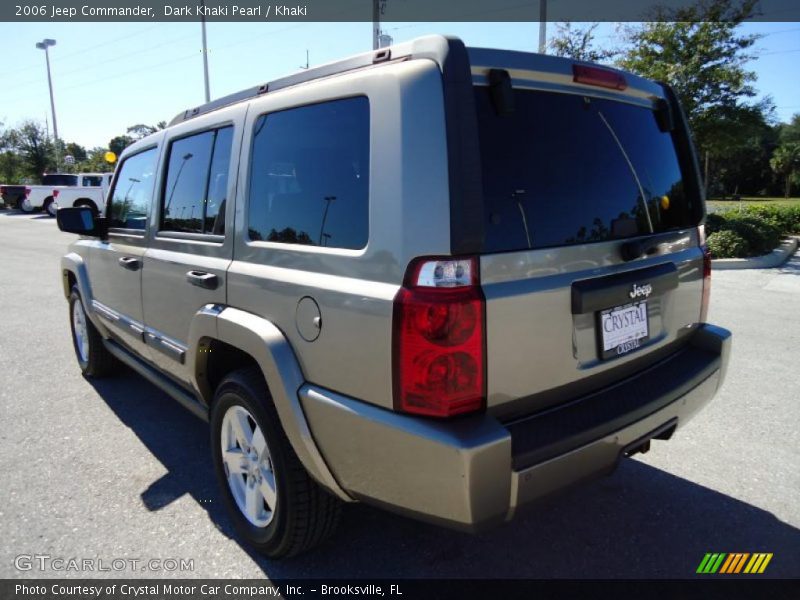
161, 126, 232, 235
108, 148, 158, 230
82, 176, 102, 187
474, 88, 700, 253
248, 97, 369, 249
205, 127, 233, 234
43, 174, 78, 186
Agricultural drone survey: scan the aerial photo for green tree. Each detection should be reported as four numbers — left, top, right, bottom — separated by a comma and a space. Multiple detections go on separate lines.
7, 120, 56, 182
127, 121, 167, 140
108, 135, 135, 157
549, 22, 616, 63
617, 0, 762, 194
778, 113, 800, 146
770, 143, 800, 199
75, 147, 116, 173
712, 100, 780, 196
0, 124, 24, 183
64, 142, 87, 163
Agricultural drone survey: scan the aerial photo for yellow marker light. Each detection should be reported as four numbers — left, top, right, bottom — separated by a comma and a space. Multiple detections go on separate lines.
660, 195, 670, 210
104, 151, 117, 164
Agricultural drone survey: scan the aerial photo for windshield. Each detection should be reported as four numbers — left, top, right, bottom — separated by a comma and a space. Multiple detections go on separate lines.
474, 87, 701, 253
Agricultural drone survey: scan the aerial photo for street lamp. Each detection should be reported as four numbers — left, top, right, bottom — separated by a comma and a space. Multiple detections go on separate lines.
35, 38, 60, 170
319, 196, 336, 245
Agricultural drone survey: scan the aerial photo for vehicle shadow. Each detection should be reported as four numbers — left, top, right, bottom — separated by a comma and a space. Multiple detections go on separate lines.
0, 210, 51, 219
88, 372, 800, 579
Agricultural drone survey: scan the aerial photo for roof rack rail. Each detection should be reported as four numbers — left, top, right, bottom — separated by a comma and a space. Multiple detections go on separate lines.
168, 35, 462, 127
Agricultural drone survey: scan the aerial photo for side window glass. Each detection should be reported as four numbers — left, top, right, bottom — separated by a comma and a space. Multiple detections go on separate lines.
247, 97, 369, 250
205, 126, 233, 235
108, 148, 158, 230
161, 126, 232, 235
82, 176, 102, 187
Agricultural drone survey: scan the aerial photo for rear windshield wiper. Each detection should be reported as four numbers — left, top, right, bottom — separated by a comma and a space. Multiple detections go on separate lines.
596, 109, 655, 234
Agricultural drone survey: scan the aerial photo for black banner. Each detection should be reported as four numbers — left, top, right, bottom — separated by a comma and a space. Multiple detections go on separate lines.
3, 0, 800, 22
3, 579, 800, 600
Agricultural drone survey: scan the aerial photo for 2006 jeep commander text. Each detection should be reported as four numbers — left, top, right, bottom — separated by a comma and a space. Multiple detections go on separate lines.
58, 36, 731, 558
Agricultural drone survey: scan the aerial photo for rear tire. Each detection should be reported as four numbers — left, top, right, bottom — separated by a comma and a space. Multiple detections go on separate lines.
210, 368, 341, 558
43, 197, 57, 217
68, 286, 117, 378
74, 199, 99, 216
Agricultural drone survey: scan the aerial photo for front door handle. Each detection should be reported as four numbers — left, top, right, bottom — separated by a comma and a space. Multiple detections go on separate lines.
186, 270, 219, 290
118, 256, 141, 271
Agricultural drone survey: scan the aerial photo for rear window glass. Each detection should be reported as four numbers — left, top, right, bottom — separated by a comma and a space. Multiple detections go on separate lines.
474, 88, 700, 253
43, 174, 78, 186
247, 96, 369, 250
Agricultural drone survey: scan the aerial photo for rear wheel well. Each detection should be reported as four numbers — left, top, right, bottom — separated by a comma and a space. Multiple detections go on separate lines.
199, 339, 262, 403
74, 198, 98, 213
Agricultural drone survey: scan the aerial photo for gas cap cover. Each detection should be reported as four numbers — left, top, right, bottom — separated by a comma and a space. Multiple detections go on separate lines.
295, 296, 322, 342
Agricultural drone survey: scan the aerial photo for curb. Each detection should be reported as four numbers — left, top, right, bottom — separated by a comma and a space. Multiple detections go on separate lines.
712, 236, 799, 270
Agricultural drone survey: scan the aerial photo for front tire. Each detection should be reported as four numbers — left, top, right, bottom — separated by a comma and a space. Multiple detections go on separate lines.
210, 368, 341, 558
68, 286, 117, 378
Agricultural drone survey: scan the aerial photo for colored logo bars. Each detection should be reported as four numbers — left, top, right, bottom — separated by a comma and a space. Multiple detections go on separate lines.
696, 553, 773, 574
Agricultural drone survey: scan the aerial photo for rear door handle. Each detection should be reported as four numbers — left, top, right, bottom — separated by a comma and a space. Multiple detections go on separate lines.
118, 256, 141, 271
186, 270, 219, 290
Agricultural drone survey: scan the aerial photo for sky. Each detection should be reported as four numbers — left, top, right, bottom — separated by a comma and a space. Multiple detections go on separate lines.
0, 20, 798, 149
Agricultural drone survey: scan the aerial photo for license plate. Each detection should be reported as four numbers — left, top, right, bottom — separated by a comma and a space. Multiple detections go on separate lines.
598, 301, 649, 359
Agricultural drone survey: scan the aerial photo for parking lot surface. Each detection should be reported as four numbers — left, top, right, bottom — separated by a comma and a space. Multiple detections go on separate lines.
0, 210, 798, 578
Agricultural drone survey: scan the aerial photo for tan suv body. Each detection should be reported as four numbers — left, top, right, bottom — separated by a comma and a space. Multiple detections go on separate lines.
58, 36, 731, 556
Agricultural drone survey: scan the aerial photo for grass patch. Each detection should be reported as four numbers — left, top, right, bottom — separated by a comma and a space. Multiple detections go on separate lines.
707, 197, 800, 213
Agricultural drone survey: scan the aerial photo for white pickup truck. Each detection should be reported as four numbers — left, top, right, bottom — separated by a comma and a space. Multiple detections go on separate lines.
21, 172, 112, 216
52, 172, 114, 216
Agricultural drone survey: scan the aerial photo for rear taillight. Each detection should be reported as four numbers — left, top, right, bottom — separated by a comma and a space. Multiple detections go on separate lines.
393, 257, 486, 418
53, 189, 59, 198
572, 64, 627, 91
25, 187, 31, 197
699, 225, 711, 323
0, 186, 6, 194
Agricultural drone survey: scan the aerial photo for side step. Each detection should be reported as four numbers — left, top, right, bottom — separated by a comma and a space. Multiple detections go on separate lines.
103, 339, 209, 422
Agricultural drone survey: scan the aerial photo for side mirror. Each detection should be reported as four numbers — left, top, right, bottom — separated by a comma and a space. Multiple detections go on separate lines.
56, 206, 107, 238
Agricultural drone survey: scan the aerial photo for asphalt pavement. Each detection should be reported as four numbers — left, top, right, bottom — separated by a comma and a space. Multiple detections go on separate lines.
0, 210, 798, 579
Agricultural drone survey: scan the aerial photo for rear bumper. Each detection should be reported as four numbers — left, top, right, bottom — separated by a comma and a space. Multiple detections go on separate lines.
300, 324, 731, 531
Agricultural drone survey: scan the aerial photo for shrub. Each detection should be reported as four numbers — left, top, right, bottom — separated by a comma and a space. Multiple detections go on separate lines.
721, 214, 782, 255
707, 230, 750, 258
736, 204, 800, 235
704, 212, 725, 235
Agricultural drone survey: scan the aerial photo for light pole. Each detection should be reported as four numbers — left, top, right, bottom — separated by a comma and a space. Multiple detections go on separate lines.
200, 0, 211, 102
319, 196, 335, 245
538, 0, 547, 53
36, 38, 60, 169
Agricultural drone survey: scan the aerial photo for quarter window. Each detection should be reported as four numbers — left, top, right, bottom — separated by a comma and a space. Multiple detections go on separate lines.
161, 126, 233, 235
108, 148, 158, 231
247, 97, 369, 250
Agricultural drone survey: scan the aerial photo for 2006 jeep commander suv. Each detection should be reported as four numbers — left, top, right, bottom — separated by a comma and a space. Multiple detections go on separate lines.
58, 36, 731, 558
